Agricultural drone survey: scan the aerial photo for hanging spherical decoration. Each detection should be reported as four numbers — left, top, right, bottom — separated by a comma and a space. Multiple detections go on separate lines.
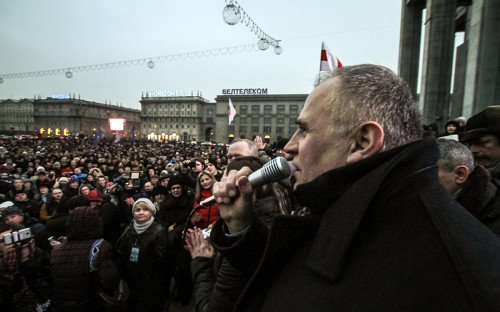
274, 45, 283, 55
222, 4, 241, 25
65, 71, 73, 78
257, 38, 269, 50
147, 60, 155, 69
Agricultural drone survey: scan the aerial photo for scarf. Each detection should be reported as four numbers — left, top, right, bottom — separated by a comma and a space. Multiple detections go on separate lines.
133, 216, 155, 235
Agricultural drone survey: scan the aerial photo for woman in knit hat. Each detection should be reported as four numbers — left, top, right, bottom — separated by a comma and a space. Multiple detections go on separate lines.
116, 198, 169, 312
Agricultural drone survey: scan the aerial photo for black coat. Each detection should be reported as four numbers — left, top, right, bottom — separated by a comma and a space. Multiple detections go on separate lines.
207, 140, 500, 312
116, 220, 169, 312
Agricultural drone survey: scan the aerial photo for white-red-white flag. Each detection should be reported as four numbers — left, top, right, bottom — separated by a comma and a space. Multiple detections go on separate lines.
320, 41, 343, 71
228, 97, 236, 125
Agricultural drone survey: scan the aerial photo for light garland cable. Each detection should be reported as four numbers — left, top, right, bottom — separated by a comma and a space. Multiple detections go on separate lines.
0, 43, 258, 82
222, 0, 282, 54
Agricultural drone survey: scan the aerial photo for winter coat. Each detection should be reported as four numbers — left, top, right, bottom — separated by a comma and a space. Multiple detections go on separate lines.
50, 206, 119, 312
192, 190, 219, 229
201, 140, 500, 312
455, 165, 500, 237
116, 221, 169, 312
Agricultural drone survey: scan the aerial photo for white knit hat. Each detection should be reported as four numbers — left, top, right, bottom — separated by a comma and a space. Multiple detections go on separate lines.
132, 198, 156, 215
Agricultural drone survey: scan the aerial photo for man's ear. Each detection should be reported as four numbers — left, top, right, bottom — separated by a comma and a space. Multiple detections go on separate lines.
346, 122, 384, 164
454, 165, 469, 185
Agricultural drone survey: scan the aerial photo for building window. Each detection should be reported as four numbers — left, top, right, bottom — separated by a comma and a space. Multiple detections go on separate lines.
251, 117, 259, 124
252, 126, 259, 133
264, 117, 271, 124
264, 126, 272, 132
240, 106, 248, 114
276, 127, 283, 134
277, 105, 285, 115
264, 105, 272, 115
240, 117, 247, 124
290, 105, 299, 115
277, 118, 284, 124
207, 117, 214, 124
240, 125, 247, 132
207, 109, 213, 115
252, 106, 260, 114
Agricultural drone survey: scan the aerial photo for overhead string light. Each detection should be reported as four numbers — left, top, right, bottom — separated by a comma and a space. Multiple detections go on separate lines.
0, 43, 258, 82
222, 0, 282, 55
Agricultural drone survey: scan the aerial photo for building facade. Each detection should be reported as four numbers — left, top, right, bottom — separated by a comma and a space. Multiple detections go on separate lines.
1, 92, 307, 144
139, 94, 216, 142
0, 99, 34, 133
214, 94, 307, 143
0, 96, 141, 138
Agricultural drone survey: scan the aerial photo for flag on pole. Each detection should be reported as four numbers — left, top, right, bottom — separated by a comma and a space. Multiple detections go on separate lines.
92, 128, 105, 146
228, 98, 236, 125
132, 124, 136, 144
320, 41, 342, 71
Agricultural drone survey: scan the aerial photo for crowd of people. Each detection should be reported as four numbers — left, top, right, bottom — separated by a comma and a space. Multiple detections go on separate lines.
1, 64, 500, 312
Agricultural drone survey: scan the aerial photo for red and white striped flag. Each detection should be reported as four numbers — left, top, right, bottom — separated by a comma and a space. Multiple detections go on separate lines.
320, 41, 342, 71
228, 97, 236, 125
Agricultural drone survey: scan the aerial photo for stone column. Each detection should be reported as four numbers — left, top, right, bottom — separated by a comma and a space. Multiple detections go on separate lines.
462, 0, 500, 116
420, 0, 457, 127
398, 0, 424, 100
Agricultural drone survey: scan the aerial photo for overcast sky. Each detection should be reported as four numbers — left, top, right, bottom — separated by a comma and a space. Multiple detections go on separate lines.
0, 0, 402, 110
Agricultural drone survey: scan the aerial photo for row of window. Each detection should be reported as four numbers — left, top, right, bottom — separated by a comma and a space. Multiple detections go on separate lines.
144, 124, 197, 129
237, 125, 297, 134
144, 118, 197, 123
146, 110, 197, 116
238, 105, 299, 115
238, 117, 295, 125
145, 103, 194, 109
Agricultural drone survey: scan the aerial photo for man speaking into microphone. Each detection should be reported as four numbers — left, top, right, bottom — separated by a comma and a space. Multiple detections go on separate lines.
196, 65, 500, 312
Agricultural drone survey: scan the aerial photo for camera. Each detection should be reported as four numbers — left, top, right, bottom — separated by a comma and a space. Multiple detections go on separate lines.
1, 228, 32, 245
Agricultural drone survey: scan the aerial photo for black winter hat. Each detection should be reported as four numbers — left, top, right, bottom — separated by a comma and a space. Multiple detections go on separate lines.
462, 105, 500, 142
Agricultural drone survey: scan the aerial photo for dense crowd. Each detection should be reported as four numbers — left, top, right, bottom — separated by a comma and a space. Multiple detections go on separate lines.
0, 135, 290, 311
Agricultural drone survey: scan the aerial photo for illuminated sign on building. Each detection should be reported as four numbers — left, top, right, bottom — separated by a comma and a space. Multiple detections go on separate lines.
38, 128, 70, 137
109, 118, 125, 131
222, 88, 268, 95
51, 94, 70, 99
149, 90, 180, 97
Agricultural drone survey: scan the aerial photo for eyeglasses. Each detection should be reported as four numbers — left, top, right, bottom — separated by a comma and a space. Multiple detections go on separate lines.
463, 138, 497, 148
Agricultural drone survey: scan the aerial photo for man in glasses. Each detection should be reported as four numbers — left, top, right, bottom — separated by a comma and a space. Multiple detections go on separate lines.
461, 105, 500, 180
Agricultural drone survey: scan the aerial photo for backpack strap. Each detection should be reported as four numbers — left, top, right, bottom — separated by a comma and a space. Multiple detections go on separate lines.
89, 238, 104, 272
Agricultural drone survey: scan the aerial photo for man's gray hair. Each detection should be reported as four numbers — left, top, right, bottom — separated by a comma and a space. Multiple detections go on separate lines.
231, 139, 258, 156
315, 64, 423, 151
437, 138, 475, 172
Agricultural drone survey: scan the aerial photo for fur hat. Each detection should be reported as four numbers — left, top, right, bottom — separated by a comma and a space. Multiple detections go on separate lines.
153, 185, 169, 196
167, 175, 185, 190
132, 198, 156, 215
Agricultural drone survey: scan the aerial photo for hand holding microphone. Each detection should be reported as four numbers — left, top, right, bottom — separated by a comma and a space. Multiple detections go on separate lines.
213, 157, 291, 233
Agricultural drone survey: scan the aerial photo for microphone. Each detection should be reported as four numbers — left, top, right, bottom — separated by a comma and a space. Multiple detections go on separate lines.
199, 156, 292, 207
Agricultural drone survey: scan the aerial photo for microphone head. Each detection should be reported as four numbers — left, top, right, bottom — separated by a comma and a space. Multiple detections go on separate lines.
248, 156, 292, 188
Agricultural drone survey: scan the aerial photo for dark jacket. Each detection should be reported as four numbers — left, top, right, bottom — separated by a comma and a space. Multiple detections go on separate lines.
116, 220, 169, 312
203, 140, 500, 312
455, 165, 500, 237
50, 206, 119, 312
